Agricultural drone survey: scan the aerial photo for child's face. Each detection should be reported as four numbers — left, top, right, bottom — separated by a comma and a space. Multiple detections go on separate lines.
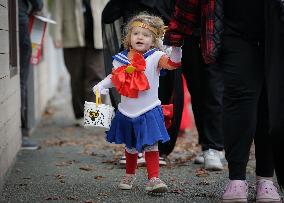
130, 26, 154, 53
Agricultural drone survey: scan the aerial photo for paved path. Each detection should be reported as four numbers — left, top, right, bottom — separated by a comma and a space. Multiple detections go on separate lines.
1, 77, 282, 203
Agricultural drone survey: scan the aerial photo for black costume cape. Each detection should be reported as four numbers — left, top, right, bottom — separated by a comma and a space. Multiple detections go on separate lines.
265, 0, 284, 190
101, 0, 183, 156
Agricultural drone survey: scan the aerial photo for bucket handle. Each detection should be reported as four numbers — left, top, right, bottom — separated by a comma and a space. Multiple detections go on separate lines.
95, 90, 102, 107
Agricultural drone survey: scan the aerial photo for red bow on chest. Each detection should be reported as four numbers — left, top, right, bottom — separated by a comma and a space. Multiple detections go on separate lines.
111, 52, 149, 98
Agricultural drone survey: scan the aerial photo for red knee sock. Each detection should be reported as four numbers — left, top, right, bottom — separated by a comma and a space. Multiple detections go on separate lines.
125, 150, 138, 174
145, 151, 159, 179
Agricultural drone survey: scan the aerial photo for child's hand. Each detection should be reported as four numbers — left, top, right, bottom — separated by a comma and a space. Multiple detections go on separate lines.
92, 84, 109, 96
158, 46, 182, 70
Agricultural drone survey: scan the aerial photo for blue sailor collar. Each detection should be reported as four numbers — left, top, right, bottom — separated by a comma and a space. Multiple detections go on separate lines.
112, 48, 158, 65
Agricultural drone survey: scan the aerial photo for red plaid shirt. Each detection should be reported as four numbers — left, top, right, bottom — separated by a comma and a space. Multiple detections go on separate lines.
164, 0, 223, 64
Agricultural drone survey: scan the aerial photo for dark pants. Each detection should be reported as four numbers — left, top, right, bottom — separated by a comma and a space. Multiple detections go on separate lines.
19, 21, 32, 132
182, 36, 224, 151
265, 0, 284, 187
63, 48, 105, 119
221, 35, 274, 180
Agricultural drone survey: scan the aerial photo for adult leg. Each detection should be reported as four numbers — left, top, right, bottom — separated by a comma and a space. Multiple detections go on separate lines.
19, 21, 32, 132
63, 48, 85, 119
221, 35, 264, 180
182, 35, 224, 170
183, 36, 224, 151
202, 60, 224, 151
221, 35, 266, 202
254, 88, 274, 178
254, 87, 280, 202
84, 48, 105, 103
19, 21, 39, 149
182, 36, 206, 148
265, 0, 284, 189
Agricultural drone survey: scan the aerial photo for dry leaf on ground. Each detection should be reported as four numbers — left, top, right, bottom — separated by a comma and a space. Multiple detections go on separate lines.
79, 165, 96, 171
94, 176, 104, 180
195, 168, 209, 177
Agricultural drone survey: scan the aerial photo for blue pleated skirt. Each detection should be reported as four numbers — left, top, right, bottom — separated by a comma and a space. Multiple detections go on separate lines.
106, 105, 170, 152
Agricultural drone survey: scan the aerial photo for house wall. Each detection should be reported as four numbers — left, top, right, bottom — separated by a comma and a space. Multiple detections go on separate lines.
33, 26, 65, 124
0, 0, 21, 187
0, 0, 65, 188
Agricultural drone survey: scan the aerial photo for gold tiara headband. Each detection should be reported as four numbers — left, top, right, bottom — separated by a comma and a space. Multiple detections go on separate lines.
131, 21, 158, 36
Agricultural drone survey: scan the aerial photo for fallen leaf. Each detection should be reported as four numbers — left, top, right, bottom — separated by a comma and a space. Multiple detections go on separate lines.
79, 165, 96, 171
169, 189, 184, 194
195, 168, 209, 177
197, 180, 209, 185
46, 196, 61, 200
102, 159, 117, 164
54, 174, 65, 179
94, 176, 104, 180
67, 196, 79, 200
80, 150, 97, 156
194, 193, 207, 197
85, 200, 96, 203
55, 160, 79, 166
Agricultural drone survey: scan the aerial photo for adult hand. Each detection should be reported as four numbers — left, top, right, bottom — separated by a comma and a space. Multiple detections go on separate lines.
53, 40, 63, 48
32, 10, 44, 16
169, 46, 182, 63
162, 45, 172, 56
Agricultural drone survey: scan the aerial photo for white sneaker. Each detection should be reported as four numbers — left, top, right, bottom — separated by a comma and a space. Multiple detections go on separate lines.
145, 177, 168, 193
159, 156, 167, 166
194, 150, 224, 164
119, 153, 145, 166
119, 155, 126, 165
118, 174, 136, 190
21, 137, 39, 150
137, 153, 146, 166
75, 118, 84, 127
219, 150, 225, 160
194, 152, 204, 164
203, 149, 224, 171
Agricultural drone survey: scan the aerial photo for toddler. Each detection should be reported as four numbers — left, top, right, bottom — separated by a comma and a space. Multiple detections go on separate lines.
93, 13, 182, 193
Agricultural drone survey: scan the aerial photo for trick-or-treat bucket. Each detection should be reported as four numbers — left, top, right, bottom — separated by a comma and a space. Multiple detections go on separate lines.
84, 91, 115, 130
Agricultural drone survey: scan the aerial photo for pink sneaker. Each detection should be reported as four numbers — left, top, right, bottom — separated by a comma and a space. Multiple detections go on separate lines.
222, 180, 248, 202
256, 179, 281, 202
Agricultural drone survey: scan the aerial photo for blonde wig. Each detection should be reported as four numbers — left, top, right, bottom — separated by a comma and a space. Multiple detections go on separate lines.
122, 12, 165, 50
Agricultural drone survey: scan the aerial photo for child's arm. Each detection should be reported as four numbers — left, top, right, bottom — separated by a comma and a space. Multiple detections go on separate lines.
158, 47, 182, 70
92, 74, 113, 95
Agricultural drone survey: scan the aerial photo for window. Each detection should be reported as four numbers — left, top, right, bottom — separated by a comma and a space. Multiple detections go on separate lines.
8, 0, 18, 77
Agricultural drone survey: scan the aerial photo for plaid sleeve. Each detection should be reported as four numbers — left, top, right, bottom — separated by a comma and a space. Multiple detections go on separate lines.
164, 0, 200, 46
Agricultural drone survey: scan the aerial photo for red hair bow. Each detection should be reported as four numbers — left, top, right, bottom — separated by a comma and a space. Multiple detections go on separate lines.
111, 52, 149, 98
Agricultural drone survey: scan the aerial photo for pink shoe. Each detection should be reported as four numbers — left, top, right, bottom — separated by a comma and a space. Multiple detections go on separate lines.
256, 179, 281, 203
222, 180, 248, 202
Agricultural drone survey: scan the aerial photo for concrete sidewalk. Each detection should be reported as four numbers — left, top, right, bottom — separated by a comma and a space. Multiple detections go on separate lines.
0, 78, 282, 203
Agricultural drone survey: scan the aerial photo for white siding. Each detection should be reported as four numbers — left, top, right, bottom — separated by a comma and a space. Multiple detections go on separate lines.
0, 0, 21, 188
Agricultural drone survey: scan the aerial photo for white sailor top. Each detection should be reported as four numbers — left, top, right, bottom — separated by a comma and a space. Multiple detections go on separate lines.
112, 48, 165, 118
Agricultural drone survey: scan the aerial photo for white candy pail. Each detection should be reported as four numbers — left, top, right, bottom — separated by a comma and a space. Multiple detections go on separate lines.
84, 101, 115, 130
